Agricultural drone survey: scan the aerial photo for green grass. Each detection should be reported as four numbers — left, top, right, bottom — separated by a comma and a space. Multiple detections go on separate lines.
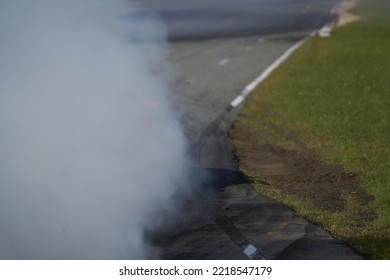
231, 0, 390, 259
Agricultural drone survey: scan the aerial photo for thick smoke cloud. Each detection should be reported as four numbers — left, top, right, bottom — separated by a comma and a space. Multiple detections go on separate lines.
0, 0, 188, 259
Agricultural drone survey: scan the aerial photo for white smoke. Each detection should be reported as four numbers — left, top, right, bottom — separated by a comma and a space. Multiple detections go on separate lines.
0, 0, 189, 259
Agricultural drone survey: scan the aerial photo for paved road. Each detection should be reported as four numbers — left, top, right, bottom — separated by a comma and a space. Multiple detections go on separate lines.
145, 0, 365, 259
137, 0, 339, 40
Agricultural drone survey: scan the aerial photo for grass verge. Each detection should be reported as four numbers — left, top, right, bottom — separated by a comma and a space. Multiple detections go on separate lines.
230, 0, 390, 259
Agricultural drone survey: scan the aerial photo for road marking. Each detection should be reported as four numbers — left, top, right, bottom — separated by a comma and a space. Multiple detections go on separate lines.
230, 95, 245, 107
319, 26, 333, 37
218, 58, 230, 66
318, 1, 344, 37
185, 78, 196, 85
243, 244, 257, 256
230, 31, 316, 108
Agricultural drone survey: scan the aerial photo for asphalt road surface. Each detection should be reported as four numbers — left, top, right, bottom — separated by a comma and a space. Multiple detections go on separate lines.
144, 0, 365, 259
137, 0, 339, 40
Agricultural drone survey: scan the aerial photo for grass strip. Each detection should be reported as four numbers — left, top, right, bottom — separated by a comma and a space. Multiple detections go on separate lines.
230, 0, 390, 259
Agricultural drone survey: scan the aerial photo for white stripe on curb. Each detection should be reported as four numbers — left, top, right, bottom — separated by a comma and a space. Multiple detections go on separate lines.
230, 31, 316, 108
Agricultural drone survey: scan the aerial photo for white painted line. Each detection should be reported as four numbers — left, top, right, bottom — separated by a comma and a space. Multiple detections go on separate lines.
218, 58, 230, 66
185, 78, 196, 85
230, 95, 245, 107
230, 31, 316, 108
243, 244, 257, 256
319, 26, 333, 37
318, 1, 344, 37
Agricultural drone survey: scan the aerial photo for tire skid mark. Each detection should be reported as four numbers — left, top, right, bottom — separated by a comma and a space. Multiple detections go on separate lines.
191, 104, 267, 260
